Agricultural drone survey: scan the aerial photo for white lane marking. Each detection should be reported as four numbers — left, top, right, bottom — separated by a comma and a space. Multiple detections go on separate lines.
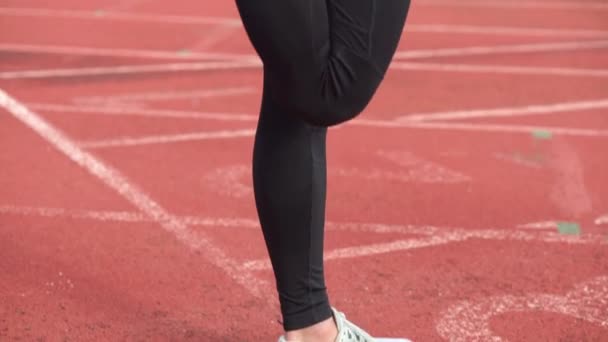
204, 165, 252, 199
436, 276, 608, 341
26, 103, 258, 122
596, 214, 608, 225
3, 40, 607, 80
3, 8, 607, 38
355, 120, 608, 138
3, 40, 607, 79
0, 7, 241, 26
0, 205, 150, 223
394, 99, 608, 122
0, 43, 254, 62
0, 89, 268, 298
205, 157, 468, 201
187, 25, 240, 51
0, 205, 262, 228
25, 102, 608, 138
324, 222, 445, 235
243, 233, 470, 271
0, 204, 446, 236
375, 150, 470, 183
0, 205, 437, 234
517, 221, 559, 230
493, 152, 543, 169
394, 40, 608, 59
3, 203, 606, 273
5, 59, 607, 80
391, 62, 608, 78
73, 87, 257, 106
334, 167, 469, 184
243, 226, 607, 271
0, 61, 261, 79
418, 0, 608, 10
549, 141, 593, 218
79, 129, 256, 149
105, 0, 151, 11
407, 24, 608, 38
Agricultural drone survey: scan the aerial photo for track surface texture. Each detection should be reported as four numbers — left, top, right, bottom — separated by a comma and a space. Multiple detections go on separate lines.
1, 1, 608, 341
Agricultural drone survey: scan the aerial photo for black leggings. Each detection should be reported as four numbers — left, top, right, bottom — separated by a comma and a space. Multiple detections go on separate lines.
236, 0, 410, 330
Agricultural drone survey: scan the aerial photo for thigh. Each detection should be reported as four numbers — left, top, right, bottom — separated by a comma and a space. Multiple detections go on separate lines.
236, 0, 410, 73
326, 0, 410, 75
368, 0, 411, 71
235, 0, 330, 67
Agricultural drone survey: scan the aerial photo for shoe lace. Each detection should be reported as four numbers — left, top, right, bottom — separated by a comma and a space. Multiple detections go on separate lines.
345, 326, 369, 342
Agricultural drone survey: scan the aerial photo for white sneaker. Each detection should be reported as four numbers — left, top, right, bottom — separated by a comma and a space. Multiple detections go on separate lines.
332, 307, 376, 342
277, 307, 376, 342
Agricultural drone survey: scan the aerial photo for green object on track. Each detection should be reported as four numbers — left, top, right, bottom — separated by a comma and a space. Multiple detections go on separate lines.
177, 49, 191, 55
557, 222, 580, 235
532, 130, 553, 140
94, 10, 106, 17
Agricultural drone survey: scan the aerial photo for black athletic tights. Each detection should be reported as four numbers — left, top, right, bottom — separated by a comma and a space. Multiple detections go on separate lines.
236, 0, 410, 331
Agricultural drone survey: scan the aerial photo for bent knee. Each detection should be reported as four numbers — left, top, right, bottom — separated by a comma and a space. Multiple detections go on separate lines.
282, 54, 384, 126
294, 91, 374, 127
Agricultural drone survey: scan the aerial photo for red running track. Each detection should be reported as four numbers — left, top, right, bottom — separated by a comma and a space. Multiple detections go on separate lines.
1, 1, 608, 341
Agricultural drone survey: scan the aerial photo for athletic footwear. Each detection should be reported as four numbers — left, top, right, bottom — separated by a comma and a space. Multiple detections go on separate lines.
332, 307, 375, 342
277, 307, 375, 342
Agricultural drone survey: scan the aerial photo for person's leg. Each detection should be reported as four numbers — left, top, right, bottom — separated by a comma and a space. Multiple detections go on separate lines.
237, 0, 411, 127
253, 72, 332, 333
236, 0, 411, 334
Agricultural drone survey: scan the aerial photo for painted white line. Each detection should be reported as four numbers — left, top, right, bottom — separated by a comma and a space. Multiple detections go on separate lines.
375, 149, 470, 183
517, 221, 558, 230
188, 25, 240, 51
394, 99, 608, 122
493, 152, 543, 169
243, 227, 607, 271
0, 205, 150, 223
549, 141, 593, 218
4, 8, 606, 38
243, 233, 469, 271
0, 60, 261, 80
418, 0, 608, 10
105, 0, 151, 12
5, 59, 606, 80
355, 120, 608, 137
80, 129, 256, 149
394, 40, 608, 59
3, 40, 607, 80
0, 205, 262, 228
334, 167, 470, 184
2, 204, 605, 270
205, 165, 252, 199
2, 204, 606, 242
407, 24, 608, 38
73, 87, 257, 105
0, 43, 255, 62
205, 157, 468, 202
0, 89, 268, 298
436, 276, 608, 341
0, 205, 439, 234
24, 102, 608, 138
0, 7, 241, 26
391, 62, 608, 78
25, 103, 258, 122
4, 40, 606, 80
596, 214, 608, 225
325, 222, 445, 235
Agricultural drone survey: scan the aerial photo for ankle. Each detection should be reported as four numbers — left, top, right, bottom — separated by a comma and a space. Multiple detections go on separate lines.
284, 316, 338, 342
